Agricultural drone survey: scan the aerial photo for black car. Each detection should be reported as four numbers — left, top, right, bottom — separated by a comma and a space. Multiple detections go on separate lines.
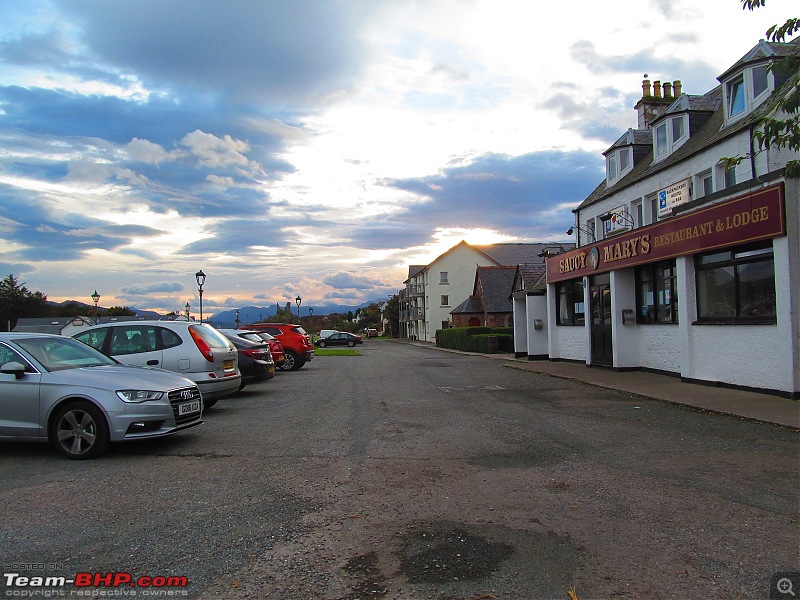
221, 333, 275, 389
314, 332, 363, 348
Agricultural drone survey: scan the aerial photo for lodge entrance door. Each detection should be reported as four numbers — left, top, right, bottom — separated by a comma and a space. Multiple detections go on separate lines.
590, 274, 613, 366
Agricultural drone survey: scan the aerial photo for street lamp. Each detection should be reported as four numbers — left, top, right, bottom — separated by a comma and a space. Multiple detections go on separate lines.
308, 307, 314, 335
235, 309, 240, 326
91, 290, 100, 324
185, 301, 190, 320
295, 295, 302, 321
195, 270, 206, 322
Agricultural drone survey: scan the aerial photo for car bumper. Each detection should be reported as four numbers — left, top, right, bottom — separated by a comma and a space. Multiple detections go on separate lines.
196, 375, 242, 400
106, 403, 203, 442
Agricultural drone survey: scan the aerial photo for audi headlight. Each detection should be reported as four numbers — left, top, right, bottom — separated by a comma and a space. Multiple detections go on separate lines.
116, 390, 165, 403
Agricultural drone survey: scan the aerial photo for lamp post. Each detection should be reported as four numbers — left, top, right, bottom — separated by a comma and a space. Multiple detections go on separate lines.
91, 290, 100, 324
195, 270, 206, 322
295, 295, 302, 322
308, 307, 313, 335
235, 309, 240, 327
185, 302, 190, 320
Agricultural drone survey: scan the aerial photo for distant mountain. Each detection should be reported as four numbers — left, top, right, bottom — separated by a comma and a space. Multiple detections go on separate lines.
47, 300, 162, 320
211, 300, 383, 327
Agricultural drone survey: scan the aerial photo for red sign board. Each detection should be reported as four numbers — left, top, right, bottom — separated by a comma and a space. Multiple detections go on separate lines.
547, 184, 786, 283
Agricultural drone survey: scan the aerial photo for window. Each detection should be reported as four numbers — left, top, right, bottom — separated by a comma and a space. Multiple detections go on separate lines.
696, 241, 776, 323
752, 65, 768, 98
671, 116, 685, 143
724, 165, 736, 188
439, 272, 448, 284
697, 170, 713, 197
633, 201, 643, 228
607, 154, 618, 182
619, 148, 630, 172
441, 321, 450, 330
440, 295, 449, 306
649, 194, 659, 224
636, 260, 678, 324
655, 123, 668, 157
556, 279, 585, 326
728, 76, 746, 117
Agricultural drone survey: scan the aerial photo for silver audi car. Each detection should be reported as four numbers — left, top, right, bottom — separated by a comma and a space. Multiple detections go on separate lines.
0, 333, 203, 459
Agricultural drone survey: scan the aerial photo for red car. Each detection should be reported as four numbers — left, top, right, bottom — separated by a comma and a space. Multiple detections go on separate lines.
243, 323, 314, 371
218, 329, 286, 368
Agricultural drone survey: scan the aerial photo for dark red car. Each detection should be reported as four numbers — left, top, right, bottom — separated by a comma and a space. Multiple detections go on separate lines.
218, 329, 286, 369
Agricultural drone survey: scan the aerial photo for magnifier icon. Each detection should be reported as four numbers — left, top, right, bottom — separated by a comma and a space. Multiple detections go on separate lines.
778, 578, 796, 596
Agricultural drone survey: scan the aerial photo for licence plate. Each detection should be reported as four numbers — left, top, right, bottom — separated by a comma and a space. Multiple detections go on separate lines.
179, 400, 201, 415
223, 360, 234, 370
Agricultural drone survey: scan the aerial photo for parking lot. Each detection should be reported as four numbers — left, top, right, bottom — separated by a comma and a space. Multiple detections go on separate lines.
1, 340, 798, 599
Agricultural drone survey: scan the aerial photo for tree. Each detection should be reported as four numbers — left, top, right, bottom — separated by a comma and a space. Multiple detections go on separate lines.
729, 1, 800, 176
106, 306, 137, 316
0, 275, 49, 331
384, 294, 400, 337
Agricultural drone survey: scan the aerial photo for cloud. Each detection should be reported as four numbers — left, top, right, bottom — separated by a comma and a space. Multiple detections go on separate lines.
120, 281, 186, 295
322, 272, 386, 290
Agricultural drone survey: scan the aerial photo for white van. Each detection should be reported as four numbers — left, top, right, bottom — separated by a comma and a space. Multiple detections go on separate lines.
318, 329, 338, 339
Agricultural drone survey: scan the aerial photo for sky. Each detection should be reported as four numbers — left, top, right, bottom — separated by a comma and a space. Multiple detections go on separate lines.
0, 0, 792, 317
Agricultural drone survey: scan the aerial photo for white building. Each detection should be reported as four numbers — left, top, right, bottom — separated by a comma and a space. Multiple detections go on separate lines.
403, 241, 561, 342
533, 40, 799, 398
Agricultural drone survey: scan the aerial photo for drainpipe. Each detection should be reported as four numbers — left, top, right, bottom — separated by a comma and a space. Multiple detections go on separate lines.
749, 123, 757, 181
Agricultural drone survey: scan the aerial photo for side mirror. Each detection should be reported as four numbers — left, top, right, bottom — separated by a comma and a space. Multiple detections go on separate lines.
1, 361, 27, 379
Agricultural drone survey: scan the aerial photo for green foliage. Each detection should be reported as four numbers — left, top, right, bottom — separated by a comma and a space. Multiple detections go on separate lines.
0, 274, 49, 331
435, 326, 514, 353
384, 294, 400, 337
106, 306, 137, 316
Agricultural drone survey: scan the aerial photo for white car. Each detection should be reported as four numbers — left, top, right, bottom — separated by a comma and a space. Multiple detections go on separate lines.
73, 321, 240, 408
0, 333, 203, 459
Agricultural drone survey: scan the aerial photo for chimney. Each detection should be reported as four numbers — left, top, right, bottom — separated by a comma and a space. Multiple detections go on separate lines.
634, 77, 676, 129
673, 80, 682, 96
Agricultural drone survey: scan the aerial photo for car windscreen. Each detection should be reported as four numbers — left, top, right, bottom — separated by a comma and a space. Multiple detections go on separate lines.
16, 337, 118, 372
189, 324, 232, 349
291, 326, 308, 335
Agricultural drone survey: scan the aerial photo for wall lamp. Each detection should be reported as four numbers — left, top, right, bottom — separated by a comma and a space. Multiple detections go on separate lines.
565, 224, 596, 242
600, 208, 635, 228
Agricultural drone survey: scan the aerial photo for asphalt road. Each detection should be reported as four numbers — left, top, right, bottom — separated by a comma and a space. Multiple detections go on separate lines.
0, 340, 798, 600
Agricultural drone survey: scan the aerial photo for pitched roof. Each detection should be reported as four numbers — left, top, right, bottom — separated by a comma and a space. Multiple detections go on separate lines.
577, 39, 799, 213
451, 296, 484, 314
476, 243, 566, 265
476, 266, 516, 312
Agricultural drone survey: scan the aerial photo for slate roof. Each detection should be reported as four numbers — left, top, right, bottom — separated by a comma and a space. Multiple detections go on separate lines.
476, 243, 570, 265
476, 267, 516, 312
12, 317, 93, 334
516, 263, 548, 294
576, 39, 799, 213
451, 296, 484, 314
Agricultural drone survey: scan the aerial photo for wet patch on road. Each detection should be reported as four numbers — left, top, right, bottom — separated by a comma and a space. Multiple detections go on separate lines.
469, 441, 586, 469
336, 552, 388, 599
398, 522, 513, 583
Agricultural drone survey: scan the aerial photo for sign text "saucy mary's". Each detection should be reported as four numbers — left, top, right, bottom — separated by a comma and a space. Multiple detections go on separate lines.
548, 184, 785, 283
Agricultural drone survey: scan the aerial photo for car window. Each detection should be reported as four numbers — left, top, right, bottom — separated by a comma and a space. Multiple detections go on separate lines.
74, 328, 109, 351
189, 324, 230, 349
291, 326, 308, 335
0, 343, 36, 373
160, 328, 182, 349
15, 337, 116, 371
263, 328, 281, 336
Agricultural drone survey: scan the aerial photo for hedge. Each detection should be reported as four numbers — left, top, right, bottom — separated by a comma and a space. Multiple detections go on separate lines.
435, 326, 514, 353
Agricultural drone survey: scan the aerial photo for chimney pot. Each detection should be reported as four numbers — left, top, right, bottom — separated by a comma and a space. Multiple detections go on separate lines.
654, 80, 662, 98
642, 78, 652, 97
663, 82, 672, 98
673, 80, 682, 96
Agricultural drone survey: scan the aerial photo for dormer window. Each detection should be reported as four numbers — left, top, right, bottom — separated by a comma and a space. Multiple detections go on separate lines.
606, 147, 632, 184
653, 115, 688, 162
723, 63, 774, 125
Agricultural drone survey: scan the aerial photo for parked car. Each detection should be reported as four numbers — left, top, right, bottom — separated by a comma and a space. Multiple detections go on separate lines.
72, 321, 240, 408
0, 333, 203, 459
218, 329, 285, 368
218, 332, 275, 389
243, 323, 314, 371
315, 332, 363, 348
364, 328, 378, 338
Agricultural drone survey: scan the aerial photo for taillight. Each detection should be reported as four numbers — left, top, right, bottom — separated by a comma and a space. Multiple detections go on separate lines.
189, 327, 214, 362
239, 348, 258, 359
